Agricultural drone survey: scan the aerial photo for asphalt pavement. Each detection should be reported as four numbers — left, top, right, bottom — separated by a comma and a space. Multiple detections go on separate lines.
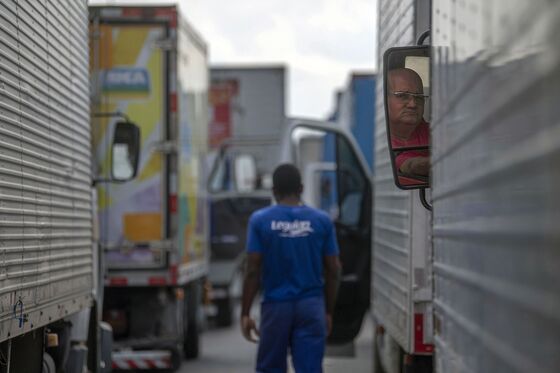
179, 307, 373, 373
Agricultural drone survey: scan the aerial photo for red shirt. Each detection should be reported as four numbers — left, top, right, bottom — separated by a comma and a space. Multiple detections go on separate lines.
391, 120, 430, 171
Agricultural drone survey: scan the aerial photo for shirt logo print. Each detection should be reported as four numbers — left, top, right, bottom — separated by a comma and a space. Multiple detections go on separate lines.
271, 220, 314, 238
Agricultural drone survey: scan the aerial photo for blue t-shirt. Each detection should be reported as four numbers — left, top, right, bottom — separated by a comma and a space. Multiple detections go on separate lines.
246, 204, 339, 303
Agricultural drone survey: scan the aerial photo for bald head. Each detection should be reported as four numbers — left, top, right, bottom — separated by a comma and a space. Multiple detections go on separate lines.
388, 68, 423, 93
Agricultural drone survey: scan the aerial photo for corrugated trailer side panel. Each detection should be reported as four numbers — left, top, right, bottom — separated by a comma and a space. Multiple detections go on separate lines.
432, 1, 560, 372
373, 0, 415, 351
0, 0, 92, 342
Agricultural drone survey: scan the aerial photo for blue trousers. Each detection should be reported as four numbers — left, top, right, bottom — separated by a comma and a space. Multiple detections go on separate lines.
256, 295, 326, 373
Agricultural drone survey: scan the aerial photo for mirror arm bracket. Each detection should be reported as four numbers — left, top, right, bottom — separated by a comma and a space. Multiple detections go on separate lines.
92, 177, 112, 187
419, 188, 432, 211
92, 111, 131, 123
415, 34, 431, 207
417, 30, 430, 46
92, 176, 131, 187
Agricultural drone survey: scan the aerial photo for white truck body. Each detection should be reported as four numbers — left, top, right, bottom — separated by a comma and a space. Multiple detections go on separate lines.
375, 1, 560, 372
374, 1, 434, 366
431, 1, 560, 372
0, 2, 113, 372
0, 0, 92, 344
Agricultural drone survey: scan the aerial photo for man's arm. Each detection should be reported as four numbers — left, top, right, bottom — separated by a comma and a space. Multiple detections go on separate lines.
323, 255, 341, 335
241, 252, 261, 342
400, 156, 430, 177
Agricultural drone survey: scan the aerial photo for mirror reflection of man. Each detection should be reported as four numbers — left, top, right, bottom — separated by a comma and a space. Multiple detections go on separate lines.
388, 68, 430, 178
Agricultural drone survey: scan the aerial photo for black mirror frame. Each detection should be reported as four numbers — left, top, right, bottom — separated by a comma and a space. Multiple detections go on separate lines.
383, 45, 431, 191
110, 121, 141, 182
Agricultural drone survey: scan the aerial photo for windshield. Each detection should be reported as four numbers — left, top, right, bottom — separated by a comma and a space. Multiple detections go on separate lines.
208, 145, 273, 193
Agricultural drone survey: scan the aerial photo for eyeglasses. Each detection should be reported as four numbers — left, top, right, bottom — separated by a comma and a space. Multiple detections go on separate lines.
391, 91, 428, 104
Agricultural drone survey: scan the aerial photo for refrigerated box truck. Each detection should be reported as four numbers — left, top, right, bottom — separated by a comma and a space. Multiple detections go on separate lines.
0, 1, 140, 372
89, 5, 209, 370
346, 1, 560, 373
206, 66, 286, 326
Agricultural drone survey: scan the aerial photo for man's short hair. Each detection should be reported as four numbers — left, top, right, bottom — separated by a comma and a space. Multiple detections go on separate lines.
273, 163, 302, 197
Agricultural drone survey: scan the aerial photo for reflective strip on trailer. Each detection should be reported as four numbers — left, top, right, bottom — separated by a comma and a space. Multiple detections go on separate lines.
414, 313, 434, 354
109, 277, 128, 286
107, 271, 173, 287
112, 350, 172, 370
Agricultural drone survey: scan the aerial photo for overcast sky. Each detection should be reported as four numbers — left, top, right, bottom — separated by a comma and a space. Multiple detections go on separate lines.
89, 0, 378, 118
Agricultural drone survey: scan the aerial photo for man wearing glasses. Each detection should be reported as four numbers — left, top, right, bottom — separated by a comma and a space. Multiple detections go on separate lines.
387, 68, 430, 179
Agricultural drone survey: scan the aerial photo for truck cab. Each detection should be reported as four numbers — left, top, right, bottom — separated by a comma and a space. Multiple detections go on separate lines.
206, 140, 274, 326
283, 119, 372, 344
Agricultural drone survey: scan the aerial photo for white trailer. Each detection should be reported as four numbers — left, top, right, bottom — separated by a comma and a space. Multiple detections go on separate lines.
430, 1, 560, 372
0, 1, 140, 372
372, 0, 560, 372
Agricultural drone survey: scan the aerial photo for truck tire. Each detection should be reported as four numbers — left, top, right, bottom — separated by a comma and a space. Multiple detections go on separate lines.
403, 354, 432, 373
184, 316, 200, 359
371, 317, 385, 373
42, 353, 56, 373
170, 346, 183, 372
183, 281, 202, 359
215, 297, 233, 327
377, 329, 403, 373
373, 332, 384, 373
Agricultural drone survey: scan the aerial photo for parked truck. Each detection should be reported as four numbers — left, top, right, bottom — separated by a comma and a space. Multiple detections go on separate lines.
276, 71, 377, 345
89, 4, 209, 370
206, 66, 286, 326
295, 1, 560, 372
0, 1, 140, 372
372, 1, 560, 372
288, 1, 560, 371
281, 119, 372, 345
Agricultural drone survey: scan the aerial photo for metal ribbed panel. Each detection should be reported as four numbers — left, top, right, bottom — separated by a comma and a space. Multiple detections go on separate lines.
373, 0, 415, 351
0, 0, 92, 342
432, 1, 560, 372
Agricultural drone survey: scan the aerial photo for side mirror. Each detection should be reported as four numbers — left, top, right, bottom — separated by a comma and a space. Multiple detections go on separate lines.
111, 121, 140, 182
383, 46, 431, 189
234, 154, 257, 192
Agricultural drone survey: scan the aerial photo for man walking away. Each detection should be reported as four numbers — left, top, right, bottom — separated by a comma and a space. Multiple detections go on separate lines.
241, 163, 341, 373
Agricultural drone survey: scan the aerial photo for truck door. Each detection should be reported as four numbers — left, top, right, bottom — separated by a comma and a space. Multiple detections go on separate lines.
288, 122, 372, 343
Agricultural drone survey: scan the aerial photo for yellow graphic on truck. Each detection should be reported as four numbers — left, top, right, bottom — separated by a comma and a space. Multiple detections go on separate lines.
91, 21, 207, 269
91, 24, 166, 266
